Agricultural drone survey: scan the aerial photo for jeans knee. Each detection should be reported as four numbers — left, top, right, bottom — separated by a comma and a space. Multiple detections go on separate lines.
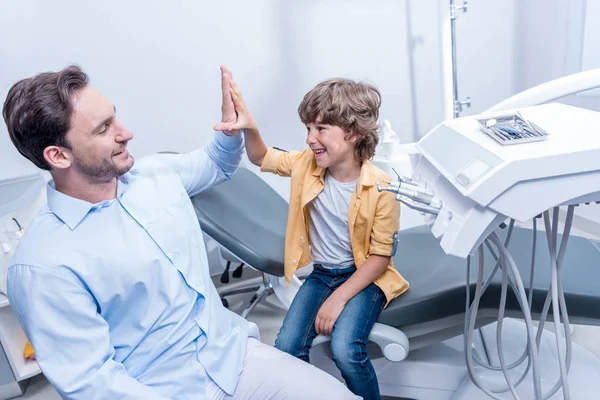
275, 329, 296, 354
275, 326, 310, 359
330, 337, 367, 371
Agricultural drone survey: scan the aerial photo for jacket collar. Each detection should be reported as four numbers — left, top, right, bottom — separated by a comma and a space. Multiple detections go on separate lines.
310, 159, 374, 191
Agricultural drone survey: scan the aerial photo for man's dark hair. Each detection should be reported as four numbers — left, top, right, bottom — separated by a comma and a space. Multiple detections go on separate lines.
2, 65, 89, 170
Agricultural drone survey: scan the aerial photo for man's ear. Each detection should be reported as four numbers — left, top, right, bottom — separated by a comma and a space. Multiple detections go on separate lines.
43, 146, 73, 170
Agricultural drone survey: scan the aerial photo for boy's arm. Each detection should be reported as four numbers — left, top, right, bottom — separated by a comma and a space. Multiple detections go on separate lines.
242, 127, 268, 167
315, 191, 400, 336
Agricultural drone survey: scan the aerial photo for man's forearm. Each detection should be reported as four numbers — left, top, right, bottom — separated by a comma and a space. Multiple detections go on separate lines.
243, 128, 268, 166
333, 255, 390, 304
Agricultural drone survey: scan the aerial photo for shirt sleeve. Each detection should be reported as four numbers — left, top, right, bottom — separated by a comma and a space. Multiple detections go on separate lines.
150, 131, 244, 198
369, 190, 401, 257
260, 147, 305, 177
7, 265, 170, 400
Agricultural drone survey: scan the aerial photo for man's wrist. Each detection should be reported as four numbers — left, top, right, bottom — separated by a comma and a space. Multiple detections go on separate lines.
222, 130, 239, 137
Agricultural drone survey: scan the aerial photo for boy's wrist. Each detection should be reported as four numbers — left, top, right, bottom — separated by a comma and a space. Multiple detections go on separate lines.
331, 288, 351, 305
244, 124, 260, 134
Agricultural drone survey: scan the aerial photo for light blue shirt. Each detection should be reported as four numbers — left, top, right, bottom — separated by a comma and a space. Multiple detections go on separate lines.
7, 132, 253, 399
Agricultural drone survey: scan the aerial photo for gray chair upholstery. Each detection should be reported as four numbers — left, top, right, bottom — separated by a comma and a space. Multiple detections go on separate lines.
191, 167, 287, 277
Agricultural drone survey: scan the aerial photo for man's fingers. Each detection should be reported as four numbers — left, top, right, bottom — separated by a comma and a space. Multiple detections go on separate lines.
213, 122, 234, 131
222, 65, 233, 78
220, 67, 229, 91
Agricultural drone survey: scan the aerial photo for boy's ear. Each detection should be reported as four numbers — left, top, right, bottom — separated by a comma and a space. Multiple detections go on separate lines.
347, 131, 359, 143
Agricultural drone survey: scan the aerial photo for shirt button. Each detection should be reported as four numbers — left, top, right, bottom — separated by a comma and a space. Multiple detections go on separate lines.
313, 190, 318, 194
172, 252, 179, 259
147, 222, 153, 229
293, 260, 298, 265
300, 236, 304, 241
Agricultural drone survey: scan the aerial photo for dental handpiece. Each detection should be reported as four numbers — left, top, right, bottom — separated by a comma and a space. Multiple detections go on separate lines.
381, 181, 434, 205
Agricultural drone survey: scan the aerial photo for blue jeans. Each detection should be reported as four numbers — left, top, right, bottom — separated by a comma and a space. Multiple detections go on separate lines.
275, 264, 386, 400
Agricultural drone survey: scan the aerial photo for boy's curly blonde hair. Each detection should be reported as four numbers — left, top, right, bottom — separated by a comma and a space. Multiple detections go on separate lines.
298, 78, 381, 162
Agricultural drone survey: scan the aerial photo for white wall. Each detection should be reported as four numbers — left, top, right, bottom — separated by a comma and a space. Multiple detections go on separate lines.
512, 0, 600, 231
514, 0, 600, 110
0, 0, 522, 201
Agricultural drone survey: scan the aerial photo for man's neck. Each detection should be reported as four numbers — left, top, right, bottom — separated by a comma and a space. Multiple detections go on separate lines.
52, 171, 118, 204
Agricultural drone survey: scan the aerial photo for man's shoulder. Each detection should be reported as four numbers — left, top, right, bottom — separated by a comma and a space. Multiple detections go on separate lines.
10, 206, 72, 268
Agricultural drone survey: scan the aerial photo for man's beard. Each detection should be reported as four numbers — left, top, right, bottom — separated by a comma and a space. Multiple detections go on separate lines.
73, 152, 134, 183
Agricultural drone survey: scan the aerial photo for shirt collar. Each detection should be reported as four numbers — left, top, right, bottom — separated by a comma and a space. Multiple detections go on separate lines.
46, 173, 133, 230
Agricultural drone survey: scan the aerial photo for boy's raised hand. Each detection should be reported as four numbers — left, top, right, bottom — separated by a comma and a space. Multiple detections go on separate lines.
213, 71, 257, 133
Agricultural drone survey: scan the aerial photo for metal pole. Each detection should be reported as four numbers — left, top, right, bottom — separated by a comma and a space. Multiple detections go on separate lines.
449, 0, 470, 118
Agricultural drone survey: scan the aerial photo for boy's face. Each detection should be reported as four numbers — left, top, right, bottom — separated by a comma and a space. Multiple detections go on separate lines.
305, 121, 356, 169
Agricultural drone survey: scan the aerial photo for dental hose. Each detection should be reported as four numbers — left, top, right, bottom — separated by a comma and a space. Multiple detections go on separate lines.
464, 205, 574, 399
466, 220, 535, 385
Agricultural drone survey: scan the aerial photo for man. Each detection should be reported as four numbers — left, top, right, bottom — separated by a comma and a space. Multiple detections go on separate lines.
2, 65, 358, 399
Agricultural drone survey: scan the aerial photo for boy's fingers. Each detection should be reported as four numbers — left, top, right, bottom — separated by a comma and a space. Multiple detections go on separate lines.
231, 80, 244, 99
230, 89, 246, 111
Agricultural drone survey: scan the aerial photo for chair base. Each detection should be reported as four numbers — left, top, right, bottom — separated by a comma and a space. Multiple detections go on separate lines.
218, 272, 275, 319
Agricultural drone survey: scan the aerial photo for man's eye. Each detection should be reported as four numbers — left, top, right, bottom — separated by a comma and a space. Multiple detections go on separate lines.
99, 123, 109, 134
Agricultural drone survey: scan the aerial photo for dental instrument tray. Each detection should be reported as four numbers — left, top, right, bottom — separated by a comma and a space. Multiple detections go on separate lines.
476, 112, 550, 146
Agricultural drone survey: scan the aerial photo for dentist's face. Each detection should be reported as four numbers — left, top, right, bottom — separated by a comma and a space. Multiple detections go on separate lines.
65, 86, 135, 182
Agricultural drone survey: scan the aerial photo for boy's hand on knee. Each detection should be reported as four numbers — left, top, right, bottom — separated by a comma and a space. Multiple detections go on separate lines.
315, 295, 346, 336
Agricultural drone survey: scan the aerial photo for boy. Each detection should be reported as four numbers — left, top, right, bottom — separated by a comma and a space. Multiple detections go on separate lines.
215, 69, 409, 400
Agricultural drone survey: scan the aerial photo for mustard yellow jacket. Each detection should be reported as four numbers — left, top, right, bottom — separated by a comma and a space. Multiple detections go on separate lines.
261, 148, 409, 306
